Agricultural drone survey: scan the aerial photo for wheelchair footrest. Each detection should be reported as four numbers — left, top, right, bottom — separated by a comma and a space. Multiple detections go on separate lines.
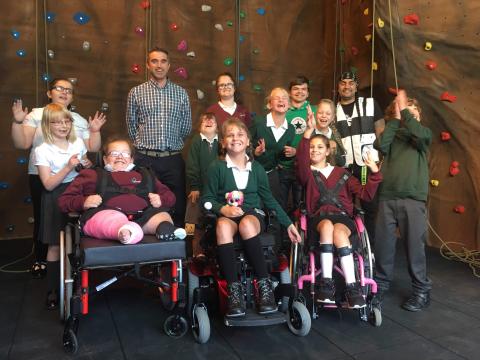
224, 308, 286, 327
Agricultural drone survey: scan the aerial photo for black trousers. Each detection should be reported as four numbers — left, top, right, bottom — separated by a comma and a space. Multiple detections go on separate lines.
134, 152, 186, 227
267, 167, 295, 213
29, 175, 48, 262
374, 199, 432, 294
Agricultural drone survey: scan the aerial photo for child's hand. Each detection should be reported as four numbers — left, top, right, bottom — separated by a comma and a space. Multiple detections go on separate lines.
148, 193, 162, 208
12, 99, 28, 123
395, 89, 408, 111
81, 157, 93, 169
188, 190, 200, 203
287, 224, 302, 243
284, 145, 296, 158
220, 205, 244, 218
88, 111, 107, 133
254, 138, 266, 156
329, 140, 337, 153
67, 154, 81, 170
306, 105, 315, 129
363, 151, 379, 173
83, 194, 102, 209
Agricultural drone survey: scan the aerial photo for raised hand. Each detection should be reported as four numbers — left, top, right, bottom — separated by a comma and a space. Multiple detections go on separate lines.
255, 138, 266, 156
88, 111, 107, 133
12, 99, 28, 123
363, 150, 380, 173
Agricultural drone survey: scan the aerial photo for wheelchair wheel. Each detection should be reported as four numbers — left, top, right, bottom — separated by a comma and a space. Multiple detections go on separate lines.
192, 305, 210, 344
59, 229, 73, 322
370, 307, 382, 327
287, 301, 311, 337
63, 329, 78, 354
164, 315, 188, 338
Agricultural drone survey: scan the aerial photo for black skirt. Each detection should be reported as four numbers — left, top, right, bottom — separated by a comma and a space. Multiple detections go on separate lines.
40, 183, 69, 245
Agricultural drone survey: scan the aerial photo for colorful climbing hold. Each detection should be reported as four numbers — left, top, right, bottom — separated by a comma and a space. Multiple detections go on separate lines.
226, 20, 233, 27
201, 5, 212, 12
170, 23, 179, 31
351, 46, 359, 56
425, 60, 437, 70
377, 18, 385, 28
430, 180, 439, 187
73, 12, 91, 25
440, 131, 451, 141
11, 29, 20, 39
46, 12, 56, 23
453, 205, 465, 214
174, 67, 188, 79
223, 57, 233, 66
131, 64, 140, 74
256, 8, 266, 16
16, 49, 26, 57
440, 92, 457, 103
424, 42, 432, 51
140, 1, 150, 9
177, 40, 187, 51
403, 13, 419, 25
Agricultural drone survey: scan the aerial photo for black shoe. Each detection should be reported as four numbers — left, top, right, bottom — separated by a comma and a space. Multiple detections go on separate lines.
226, 282, 246, 317
256, 278, 278, 314
45, 291, 59, 311
402, 292, 430, 312
316, 278, 335, 304
345, 282, 366, 309
31, 261, 47, 279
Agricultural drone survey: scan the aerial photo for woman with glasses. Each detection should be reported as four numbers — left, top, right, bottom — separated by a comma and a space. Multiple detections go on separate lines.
206, 72, 251, 129
10, 78, 106, 279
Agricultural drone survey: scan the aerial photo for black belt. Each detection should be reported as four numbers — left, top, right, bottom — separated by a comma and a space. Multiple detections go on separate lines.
137, 149, 181, 158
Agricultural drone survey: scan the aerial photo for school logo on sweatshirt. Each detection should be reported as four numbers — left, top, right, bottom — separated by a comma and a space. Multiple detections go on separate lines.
291, 116, 306, 135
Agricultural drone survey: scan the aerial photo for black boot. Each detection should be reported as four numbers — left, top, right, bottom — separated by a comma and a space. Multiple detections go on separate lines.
45, 261, 60, 310
226, 281, 245, 317
155, 221, 186, 241
257, 278, 277, 314
402, 292, 430, 312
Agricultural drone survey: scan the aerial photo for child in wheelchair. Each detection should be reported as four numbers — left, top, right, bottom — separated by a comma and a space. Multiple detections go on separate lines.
201, 118, 301, 317
296, 107, 382, 308
58, 136, 186, 244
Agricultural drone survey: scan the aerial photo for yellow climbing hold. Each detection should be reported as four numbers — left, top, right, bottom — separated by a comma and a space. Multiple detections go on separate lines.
372, 62, 378, 70
377, 18, 385, 28
365, 34, 372, 42
424, 41, 432, 51
430, 179, 439, 187
364, 8, 369, 16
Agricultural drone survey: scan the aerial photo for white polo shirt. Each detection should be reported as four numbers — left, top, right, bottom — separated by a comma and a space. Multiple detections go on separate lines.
34, 138, 87, 184
266, 113, 288, 142
225, 154, 252, 190
25, 107, 90, 175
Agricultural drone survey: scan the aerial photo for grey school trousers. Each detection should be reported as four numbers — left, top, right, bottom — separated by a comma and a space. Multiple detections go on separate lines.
374, 198, 432, 294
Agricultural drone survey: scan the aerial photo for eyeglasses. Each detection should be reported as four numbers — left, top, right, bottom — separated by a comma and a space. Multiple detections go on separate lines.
52, 85, 74, 94
217, 83, 234, 89
107, 151, 131, 158
50, 119, 73, 126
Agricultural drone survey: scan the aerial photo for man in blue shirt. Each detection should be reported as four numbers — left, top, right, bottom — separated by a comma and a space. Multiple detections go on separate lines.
126, 47, 192, 225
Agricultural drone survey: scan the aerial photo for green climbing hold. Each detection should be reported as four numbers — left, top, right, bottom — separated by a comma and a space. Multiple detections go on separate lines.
224, 57, 233, 66
226, 20, 233, 27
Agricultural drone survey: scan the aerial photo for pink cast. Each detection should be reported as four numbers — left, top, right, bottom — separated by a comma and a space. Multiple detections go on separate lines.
83, 209, 143, 244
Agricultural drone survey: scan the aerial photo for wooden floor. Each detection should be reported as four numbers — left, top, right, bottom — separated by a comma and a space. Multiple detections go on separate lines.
1, 238, 479, 360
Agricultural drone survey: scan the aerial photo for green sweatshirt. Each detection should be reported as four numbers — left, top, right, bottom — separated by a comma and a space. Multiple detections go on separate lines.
286, 101, 317, 148
250, 116, 296, 170
375, 109, 432, 202
201, 159, 292, 227
186, 133, 219, 192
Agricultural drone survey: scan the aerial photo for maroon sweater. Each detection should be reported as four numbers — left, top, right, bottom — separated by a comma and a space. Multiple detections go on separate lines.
58, 168, 175, 214
296, 137, 382, 217
206, 102, 252, 128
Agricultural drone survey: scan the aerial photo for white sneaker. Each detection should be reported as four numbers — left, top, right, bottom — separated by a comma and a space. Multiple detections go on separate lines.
174, 228, 187, 240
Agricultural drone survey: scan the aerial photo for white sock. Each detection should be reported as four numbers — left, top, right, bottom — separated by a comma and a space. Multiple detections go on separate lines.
340, 254, 356, 284
320, 252, 333, 278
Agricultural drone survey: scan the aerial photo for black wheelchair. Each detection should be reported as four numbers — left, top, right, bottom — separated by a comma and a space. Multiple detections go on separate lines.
59, 215, 187, 354
186, 208, 311, 344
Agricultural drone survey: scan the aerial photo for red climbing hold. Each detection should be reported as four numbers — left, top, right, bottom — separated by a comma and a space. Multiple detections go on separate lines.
440, 131, 451, 141
453, 205, 465, 214
403, 13, 419, 25
449, 161, 460, 176
425, 60, 437, 70
440, 92, 457, 103
351, 46, 359, 56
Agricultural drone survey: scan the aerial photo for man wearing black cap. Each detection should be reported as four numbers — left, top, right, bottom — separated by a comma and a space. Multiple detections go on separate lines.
335, 71, 384, 245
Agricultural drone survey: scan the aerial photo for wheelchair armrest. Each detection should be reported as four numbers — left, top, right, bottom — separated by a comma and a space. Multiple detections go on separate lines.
354, 206, 365, 216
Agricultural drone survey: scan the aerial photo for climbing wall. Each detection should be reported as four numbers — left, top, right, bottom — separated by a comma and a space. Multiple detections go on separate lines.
0, 0, 346, 239
373, 1, 480, 250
